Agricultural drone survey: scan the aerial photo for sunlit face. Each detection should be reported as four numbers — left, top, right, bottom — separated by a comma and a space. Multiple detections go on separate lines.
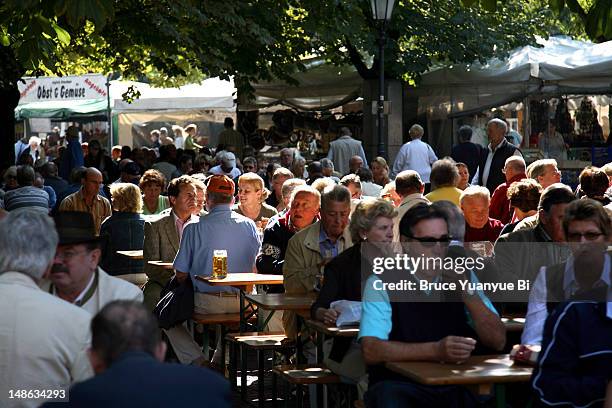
321, 200, 350, 238
194, 187, 205, 215
371, 162, 388, 180
280, 151, 293, 167
51, 244, 99, 292
290, 192, 320, 230
170, 183, 197, 216
461, 196, 490, 229
382, 189, 402, 207
82, 172, 103, 196
538, 165, 562, 189
540, 203, 569, 243
486, 123, 505, 147
364, 216, 394, 243
238, 182, 263, 207
457, 166, 469, 188
142, 183, 162, 200
272, 175, 291, 197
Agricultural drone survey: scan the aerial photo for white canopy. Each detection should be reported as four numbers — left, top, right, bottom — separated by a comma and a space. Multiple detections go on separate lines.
415, 36, 612, 118
111, 77, 235, 111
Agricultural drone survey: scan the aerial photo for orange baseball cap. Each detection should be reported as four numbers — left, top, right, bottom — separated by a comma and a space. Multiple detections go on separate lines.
207, 175, 235, 194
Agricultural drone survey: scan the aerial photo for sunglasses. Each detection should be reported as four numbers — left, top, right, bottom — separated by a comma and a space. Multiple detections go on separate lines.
407, 235, 451, 247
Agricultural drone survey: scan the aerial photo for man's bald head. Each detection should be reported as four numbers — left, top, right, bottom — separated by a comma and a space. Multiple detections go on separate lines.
81, 167, 103, 197
503, 156, 526, 181
349, 155, 364, 173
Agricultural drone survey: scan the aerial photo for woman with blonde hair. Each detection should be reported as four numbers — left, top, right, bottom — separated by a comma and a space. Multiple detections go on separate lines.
371, 156, 390, 187
139, 169, 170, 215
233, 172, 278, 226
100, 183, 146, 277
311, 198, 396, 397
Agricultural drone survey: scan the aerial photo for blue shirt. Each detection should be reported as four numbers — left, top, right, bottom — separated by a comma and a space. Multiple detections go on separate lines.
173, 204, 261, 293
359, 271, 498, 341
319, 228, 341, 259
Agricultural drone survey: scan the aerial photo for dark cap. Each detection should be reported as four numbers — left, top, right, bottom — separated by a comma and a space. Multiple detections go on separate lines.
54, 211, 100, 245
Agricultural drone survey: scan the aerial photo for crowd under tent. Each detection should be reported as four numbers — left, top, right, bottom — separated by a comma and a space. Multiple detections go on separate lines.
413, 36, 612, 161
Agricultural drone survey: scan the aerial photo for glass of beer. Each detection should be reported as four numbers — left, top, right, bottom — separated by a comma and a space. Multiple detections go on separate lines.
212, 249, 228, 279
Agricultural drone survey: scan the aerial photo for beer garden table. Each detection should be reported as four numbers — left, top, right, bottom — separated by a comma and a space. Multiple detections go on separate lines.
195, 273, 284, 332
385, 354, 533, 408
116, 250, 144, 260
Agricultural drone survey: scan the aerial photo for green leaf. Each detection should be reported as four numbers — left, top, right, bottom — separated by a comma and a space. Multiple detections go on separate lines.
460, 0, 479, 6
549, 0, 565, 12
51, 22, 71, 46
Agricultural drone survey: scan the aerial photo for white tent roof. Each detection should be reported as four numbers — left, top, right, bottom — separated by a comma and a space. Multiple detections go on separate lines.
111, 77, 235, 111
415, 36, 612, 117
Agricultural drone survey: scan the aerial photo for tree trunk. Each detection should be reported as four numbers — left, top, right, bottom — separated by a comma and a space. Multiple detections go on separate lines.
0, 84, 19, 170
0, 46, 22, 172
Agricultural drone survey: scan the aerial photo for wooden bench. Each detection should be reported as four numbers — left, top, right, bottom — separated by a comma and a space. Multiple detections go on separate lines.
225, 332, 294, 407
189, 313, 244, 371
273, 364, 340, 408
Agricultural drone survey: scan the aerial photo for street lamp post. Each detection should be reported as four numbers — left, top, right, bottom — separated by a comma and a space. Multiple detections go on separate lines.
370, 0, 395, 159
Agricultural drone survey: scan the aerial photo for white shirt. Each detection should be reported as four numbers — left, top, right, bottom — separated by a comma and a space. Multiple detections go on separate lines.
522, 253, 611, 345
391, 139, 438, 181
361, 181, 382, 197
174, 136, 184, 149
471, 141, 521, 185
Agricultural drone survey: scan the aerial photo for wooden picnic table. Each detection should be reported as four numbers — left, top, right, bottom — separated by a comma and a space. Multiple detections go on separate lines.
386, 354, 532, 407
116, 250, 144, 260
195, 273, 283, 288
304, 319, 359, 338
244, 293, 315, 311
147, 260, 173, 269
502, 317, 525, 332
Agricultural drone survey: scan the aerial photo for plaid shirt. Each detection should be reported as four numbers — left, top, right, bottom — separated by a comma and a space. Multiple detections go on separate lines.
58, 188, 111, 235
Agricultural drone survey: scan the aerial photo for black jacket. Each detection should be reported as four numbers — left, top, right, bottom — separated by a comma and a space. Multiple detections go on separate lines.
255, 211, 295, 293
44, 352, 230, 408
477, 139, 520, 192
451, 141, 483, 181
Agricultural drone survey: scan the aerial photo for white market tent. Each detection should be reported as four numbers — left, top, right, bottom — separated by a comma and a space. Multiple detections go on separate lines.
414, 36, 612, 118
15, 76, 236, 147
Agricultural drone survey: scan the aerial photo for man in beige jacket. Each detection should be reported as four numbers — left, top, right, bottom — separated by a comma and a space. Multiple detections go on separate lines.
283, 185, 353, 337
0, 210, 92, 408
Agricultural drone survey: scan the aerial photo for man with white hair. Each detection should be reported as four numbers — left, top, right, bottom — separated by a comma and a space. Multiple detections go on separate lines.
24, 136, 42, 163
461, 186, 504, 243
391, 124, 438, 191
472, 118, 522, 192
326, 127, 368, 175
0, 210, 92, 407
489, 155, 527, 224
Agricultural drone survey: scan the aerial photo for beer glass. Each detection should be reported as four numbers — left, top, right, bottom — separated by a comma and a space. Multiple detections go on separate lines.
212, 249, 228, 279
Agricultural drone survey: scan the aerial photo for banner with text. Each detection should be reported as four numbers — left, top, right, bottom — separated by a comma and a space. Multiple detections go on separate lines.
18, 74, 108, 104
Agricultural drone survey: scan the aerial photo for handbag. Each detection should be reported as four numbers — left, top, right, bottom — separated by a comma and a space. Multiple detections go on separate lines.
153, 275, 194, 330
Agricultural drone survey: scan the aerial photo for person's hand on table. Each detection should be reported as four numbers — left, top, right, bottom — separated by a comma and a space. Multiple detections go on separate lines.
436, 336, 476, 364
175, 270, 189, 283
317, 308, 339, 326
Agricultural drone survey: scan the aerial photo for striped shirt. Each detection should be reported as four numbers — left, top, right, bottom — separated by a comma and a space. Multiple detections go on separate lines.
59, 188, 111, 235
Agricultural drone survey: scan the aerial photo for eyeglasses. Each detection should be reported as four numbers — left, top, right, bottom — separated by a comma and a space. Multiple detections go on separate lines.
567, 232, 605, 242
407, 235, 451, 247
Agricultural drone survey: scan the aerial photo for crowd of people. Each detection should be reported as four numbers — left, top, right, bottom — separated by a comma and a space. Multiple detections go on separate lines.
1, 117, 612, 407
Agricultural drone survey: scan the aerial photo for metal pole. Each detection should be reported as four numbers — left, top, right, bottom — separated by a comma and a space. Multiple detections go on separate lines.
106, 73, 112, 152
377, 26, 386, 159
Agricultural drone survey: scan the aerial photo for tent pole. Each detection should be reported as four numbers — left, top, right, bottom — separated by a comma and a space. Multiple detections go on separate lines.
106, 74, 112, 152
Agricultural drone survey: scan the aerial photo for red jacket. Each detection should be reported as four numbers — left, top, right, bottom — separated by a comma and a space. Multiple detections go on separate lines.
465, 218, 505, 243
489, 173, 526, 224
